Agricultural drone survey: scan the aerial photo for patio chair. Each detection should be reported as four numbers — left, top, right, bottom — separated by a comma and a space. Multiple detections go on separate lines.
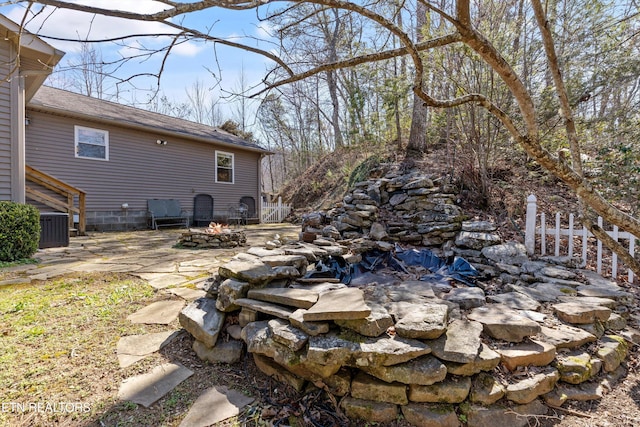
193, 194, 214, 226
239, 196, 256, 219
228, 203, 248, 228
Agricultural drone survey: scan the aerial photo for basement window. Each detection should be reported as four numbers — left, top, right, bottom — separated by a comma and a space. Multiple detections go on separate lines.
75, 126, 109, 160
215, 151, 234, 183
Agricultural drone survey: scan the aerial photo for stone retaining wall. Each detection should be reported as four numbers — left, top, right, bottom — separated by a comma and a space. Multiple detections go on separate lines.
179, 241, 638, 426
302, 171, 465, 247
178, 171, 639, 426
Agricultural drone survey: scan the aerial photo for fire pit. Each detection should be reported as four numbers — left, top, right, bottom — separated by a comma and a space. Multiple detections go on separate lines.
178, 223, 247, 249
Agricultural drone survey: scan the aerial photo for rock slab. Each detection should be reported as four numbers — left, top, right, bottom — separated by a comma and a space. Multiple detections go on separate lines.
304, 288, 371, 321
118, 363, 193, 408
395, 304, 449, 339
306, 332, 431, 367
496, 339, 557, 371
351, 371, 408, 405
402, 403, 461, 427
179, 298, 225, 348
468, 305, 541, 342
179, 385, 254, 427
117, 330, 180, 368
248, 287, 318, 309
430, 319, 483, 363
127, 299, 185, 325
340, 397, 398, 423
362, 355, 447, 385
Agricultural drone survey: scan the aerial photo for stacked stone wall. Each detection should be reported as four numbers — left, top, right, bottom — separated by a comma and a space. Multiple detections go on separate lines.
302, 171, 464, 247
179, 171, 639, 426
178, 230, 247, 248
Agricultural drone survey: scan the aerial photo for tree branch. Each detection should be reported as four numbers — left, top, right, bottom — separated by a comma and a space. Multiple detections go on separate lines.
450, 0, 640, 273
582, 215, 640, 280
15, 0, 264, 20
161, 20, 294, 75
531, 0, 583, 176
253, 33, 462, 97
30, 18, 294, 77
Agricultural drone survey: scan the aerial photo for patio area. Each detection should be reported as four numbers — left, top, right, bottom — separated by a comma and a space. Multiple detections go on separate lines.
0, 223, 300, 288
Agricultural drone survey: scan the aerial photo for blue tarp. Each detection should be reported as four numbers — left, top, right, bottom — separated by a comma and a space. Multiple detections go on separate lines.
305, 245, 478, 286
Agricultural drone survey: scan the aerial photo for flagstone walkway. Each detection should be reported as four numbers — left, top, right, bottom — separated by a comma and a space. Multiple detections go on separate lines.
1, 223, 299, 425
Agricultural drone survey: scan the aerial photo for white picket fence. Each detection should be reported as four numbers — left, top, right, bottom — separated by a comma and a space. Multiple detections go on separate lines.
260, 196, 292, 223
524, 194, 637, 283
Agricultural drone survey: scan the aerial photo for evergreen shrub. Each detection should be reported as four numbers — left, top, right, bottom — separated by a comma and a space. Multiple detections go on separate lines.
0, 202, 40, 262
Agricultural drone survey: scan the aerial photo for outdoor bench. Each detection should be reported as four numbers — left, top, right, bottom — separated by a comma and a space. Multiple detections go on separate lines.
147, 199, 189, 230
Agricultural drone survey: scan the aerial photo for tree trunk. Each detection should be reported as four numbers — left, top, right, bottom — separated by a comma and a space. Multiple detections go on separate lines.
325, 9, 344, 148
406, 1, 428, 153
394, 1, 404, 147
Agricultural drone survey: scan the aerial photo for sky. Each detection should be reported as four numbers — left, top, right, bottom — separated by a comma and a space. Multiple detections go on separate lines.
0, 0, 279, 126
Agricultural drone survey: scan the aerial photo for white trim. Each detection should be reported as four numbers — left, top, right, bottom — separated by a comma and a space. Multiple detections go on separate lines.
74, 125, 109, 161
215, 150, 234, 184
0, 15, 63, 57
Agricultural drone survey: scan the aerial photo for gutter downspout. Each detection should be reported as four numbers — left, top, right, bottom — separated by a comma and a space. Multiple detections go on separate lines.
258, 153, 265, 223
9, 60, 25, 203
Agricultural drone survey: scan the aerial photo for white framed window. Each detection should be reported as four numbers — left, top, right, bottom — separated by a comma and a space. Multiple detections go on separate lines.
215, 151, 234, 184
75, 125, 109, 161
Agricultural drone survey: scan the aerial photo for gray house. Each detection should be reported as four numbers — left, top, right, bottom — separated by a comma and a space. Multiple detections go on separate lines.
0, 15, 270, 233
0, 14, 64, 204
25, 86, 270, 231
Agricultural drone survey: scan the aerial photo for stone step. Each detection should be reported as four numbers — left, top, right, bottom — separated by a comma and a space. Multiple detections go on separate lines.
335, 302, 394, 337
303, 287, 371, 321
538, 324, 597, 349
495, 339, 556, 371
552, 302, 611, 324
543, 381, 604, 406
468, 304, 541, 342
555, 350, 600, 384
247, 287, 319, 309
234, 298, 296, 320
505, 367, 559, 404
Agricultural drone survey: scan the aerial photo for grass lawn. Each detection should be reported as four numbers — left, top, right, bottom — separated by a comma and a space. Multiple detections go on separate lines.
0, 271, 280, 427
0, 272, 182, 426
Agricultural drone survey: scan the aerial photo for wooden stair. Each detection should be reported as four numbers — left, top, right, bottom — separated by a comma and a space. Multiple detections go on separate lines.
25, 165, 86, 235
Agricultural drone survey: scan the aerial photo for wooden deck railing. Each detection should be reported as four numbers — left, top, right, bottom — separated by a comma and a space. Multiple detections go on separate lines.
25, 165, 86, 235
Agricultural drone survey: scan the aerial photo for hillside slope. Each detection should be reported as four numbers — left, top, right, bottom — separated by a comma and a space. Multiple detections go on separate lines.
279, 143, 582, 243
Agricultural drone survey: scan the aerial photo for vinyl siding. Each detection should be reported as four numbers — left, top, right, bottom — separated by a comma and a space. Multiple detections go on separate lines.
24, 110, 261, 217
0, 40, 13, 200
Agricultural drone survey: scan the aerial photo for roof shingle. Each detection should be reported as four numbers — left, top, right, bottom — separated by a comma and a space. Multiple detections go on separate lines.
28, 86, 269, 153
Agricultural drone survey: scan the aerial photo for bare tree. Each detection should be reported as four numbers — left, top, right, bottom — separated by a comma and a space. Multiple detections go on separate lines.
50, 42, 110, 98
230, 64, 250, 132
145, 91, 192, 119
184, 79, 224, 125
317, 7, 345, 147
7, 0, 640, 275
185, 79, 209, 124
